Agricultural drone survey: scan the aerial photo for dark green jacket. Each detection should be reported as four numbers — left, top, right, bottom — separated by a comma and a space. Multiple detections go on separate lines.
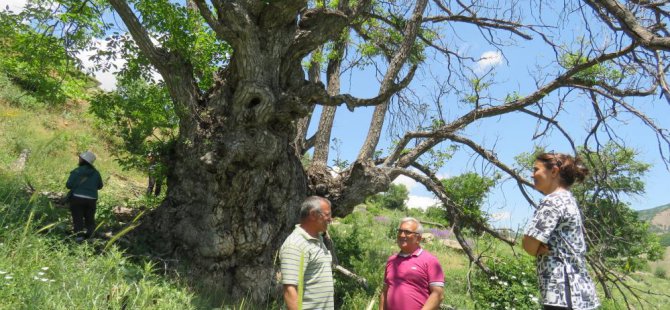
66, 164, 103, 199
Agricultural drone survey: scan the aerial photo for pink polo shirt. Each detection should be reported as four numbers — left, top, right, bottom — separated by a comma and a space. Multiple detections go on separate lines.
383, 248, 445, 310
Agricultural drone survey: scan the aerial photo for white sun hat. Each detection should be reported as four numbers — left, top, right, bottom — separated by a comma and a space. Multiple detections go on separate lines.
79, 151, 96, 165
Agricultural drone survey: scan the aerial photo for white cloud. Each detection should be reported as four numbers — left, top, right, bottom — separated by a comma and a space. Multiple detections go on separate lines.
392, 175, 418, 191
0, 0, 28, 13
406, 195, 441, 210
435, 172, 450, 180
476, 50, 503, 72
489, 211, 511, 222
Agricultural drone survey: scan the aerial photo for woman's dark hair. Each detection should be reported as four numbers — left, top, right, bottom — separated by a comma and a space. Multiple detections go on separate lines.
536, 152, 589, 186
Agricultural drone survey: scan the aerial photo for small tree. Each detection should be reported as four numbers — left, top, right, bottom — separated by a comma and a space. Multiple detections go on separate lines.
367, 183, 409, 210
441, 172, 497, 233
574, 144, 664, 301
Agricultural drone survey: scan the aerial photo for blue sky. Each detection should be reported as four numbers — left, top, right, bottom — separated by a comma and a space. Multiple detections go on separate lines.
3, 0, 668, 230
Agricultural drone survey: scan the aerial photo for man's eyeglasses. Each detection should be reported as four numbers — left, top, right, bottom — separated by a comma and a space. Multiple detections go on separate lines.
316, 211, 331, 218
396, 229, 419, 236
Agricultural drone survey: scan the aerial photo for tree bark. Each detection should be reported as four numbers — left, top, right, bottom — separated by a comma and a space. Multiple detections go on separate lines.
141, 123, 308, 300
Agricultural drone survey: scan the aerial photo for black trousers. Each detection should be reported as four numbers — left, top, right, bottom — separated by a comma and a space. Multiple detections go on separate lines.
69, 196, 97, 238
544, 306, 571, 310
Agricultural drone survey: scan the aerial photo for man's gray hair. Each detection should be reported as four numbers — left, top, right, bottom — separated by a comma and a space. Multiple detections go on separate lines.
299, 196, 330, 220
399, 217, 423, 234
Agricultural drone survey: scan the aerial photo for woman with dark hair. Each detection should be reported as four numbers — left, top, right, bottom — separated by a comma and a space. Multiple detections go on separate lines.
66, 151, 103, 242
522, 152, 600, 310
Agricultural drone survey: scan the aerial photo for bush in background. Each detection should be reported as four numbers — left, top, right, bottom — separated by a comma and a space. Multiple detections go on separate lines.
472, 254, 540, 310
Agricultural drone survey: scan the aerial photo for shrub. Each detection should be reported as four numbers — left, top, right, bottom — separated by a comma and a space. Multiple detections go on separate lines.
472, 254, 540, 310
655, 267, 667, 279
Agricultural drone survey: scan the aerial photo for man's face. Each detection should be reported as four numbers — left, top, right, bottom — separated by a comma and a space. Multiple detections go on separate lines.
314, 201, 332, 233
396, 221, 421, 254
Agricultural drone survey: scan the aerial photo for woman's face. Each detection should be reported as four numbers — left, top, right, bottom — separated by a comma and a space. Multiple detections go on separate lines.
532, 160, 558, 195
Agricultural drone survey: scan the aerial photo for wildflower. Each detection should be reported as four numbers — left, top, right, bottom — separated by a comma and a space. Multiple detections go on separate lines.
41, 267, 49, 271
0, 271, 7, 275
40, 278, 49, 282
37, 272, 45, 276
34, 276, 40, 280
49, 279, 55, 282
511, 275, 517, 279
4, 275, 12, 280
490, 276, 498, 280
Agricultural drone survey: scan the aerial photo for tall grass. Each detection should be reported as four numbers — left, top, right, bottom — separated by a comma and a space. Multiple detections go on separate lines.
0, 176, 202, 309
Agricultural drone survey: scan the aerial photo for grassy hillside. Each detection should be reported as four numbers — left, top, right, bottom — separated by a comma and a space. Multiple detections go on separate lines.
1, 71, 670, 309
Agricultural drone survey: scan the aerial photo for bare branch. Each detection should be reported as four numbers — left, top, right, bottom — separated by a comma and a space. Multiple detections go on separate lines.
357, 0, 429, 161
395, 43, 638, 167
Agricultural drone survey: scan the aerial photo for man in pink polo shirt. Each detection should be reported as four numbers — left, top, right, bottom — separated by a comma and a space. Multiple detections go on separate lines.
380, 217, 444, 310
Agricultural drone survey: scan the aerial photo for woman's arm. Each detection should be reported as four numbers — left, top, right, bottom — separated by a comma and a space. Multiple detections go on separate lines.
522, 235, 549, 256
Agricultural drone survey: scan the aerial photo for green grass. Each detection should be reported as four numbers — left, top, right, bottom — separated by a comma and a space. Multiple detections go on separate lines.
0, 175, 199, 309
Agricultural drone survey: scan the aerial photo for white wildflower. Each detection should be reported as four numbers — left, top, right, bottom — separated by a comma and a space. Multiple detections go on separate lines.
40, 278, 48, 282
0, 271, 7, 275
37, 272, 45, 276
41, 267, 49, 271
4, 275, 12, 280
511, 275, 517, 279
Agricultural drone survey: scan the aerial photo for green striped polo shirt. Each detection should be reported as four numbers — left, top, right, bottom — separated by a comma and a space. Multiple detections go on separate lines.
280, 225, 334, 310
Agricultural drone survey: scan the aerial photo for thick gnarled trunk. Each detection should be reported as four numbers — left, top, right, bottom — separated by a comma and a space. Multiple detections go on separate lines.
143, 108, 308, 301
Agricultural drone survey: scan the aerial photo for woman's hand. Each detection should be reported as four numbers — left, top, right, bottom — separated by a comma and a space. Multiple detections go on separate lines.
536, 243, 550, 256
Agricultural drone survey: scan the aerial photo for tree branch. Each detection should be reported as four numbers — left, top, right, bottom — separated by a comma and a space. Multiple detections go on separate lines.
584, 0, 670, 51
357, 0, 429, 161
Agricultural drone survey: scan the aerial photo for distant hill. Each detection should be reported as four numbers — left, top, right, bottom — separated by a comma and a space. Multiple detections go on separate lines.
638, 203, 670, 222
637, 204, 670, 246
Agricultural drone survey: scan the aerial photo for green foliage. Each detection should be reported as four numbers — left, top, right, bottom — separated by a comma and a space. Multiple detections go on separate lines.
0, 8, 98, 106
330, 211, 390, 309
658, 232, 670, 247
424, 206, 451, 227
366, 183, 409, 210
0, 71, 41, 108
560, 52, 624, 86
440, 172, 496, 232
655, 267, 667, 279
472, 254, 540, 309
130, 0, 231, 90
89, 78, 177, 173
354, 7, 427, 65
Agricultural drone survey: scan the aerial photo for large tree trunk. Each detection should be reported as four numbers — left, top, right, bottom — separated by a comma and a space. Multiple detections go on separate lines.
141, 105, 308, 301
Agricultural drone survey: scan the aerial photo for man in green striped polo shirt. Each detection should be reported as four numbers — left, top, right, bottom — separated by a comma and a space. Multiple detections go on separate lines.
280, 196, 334, 310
